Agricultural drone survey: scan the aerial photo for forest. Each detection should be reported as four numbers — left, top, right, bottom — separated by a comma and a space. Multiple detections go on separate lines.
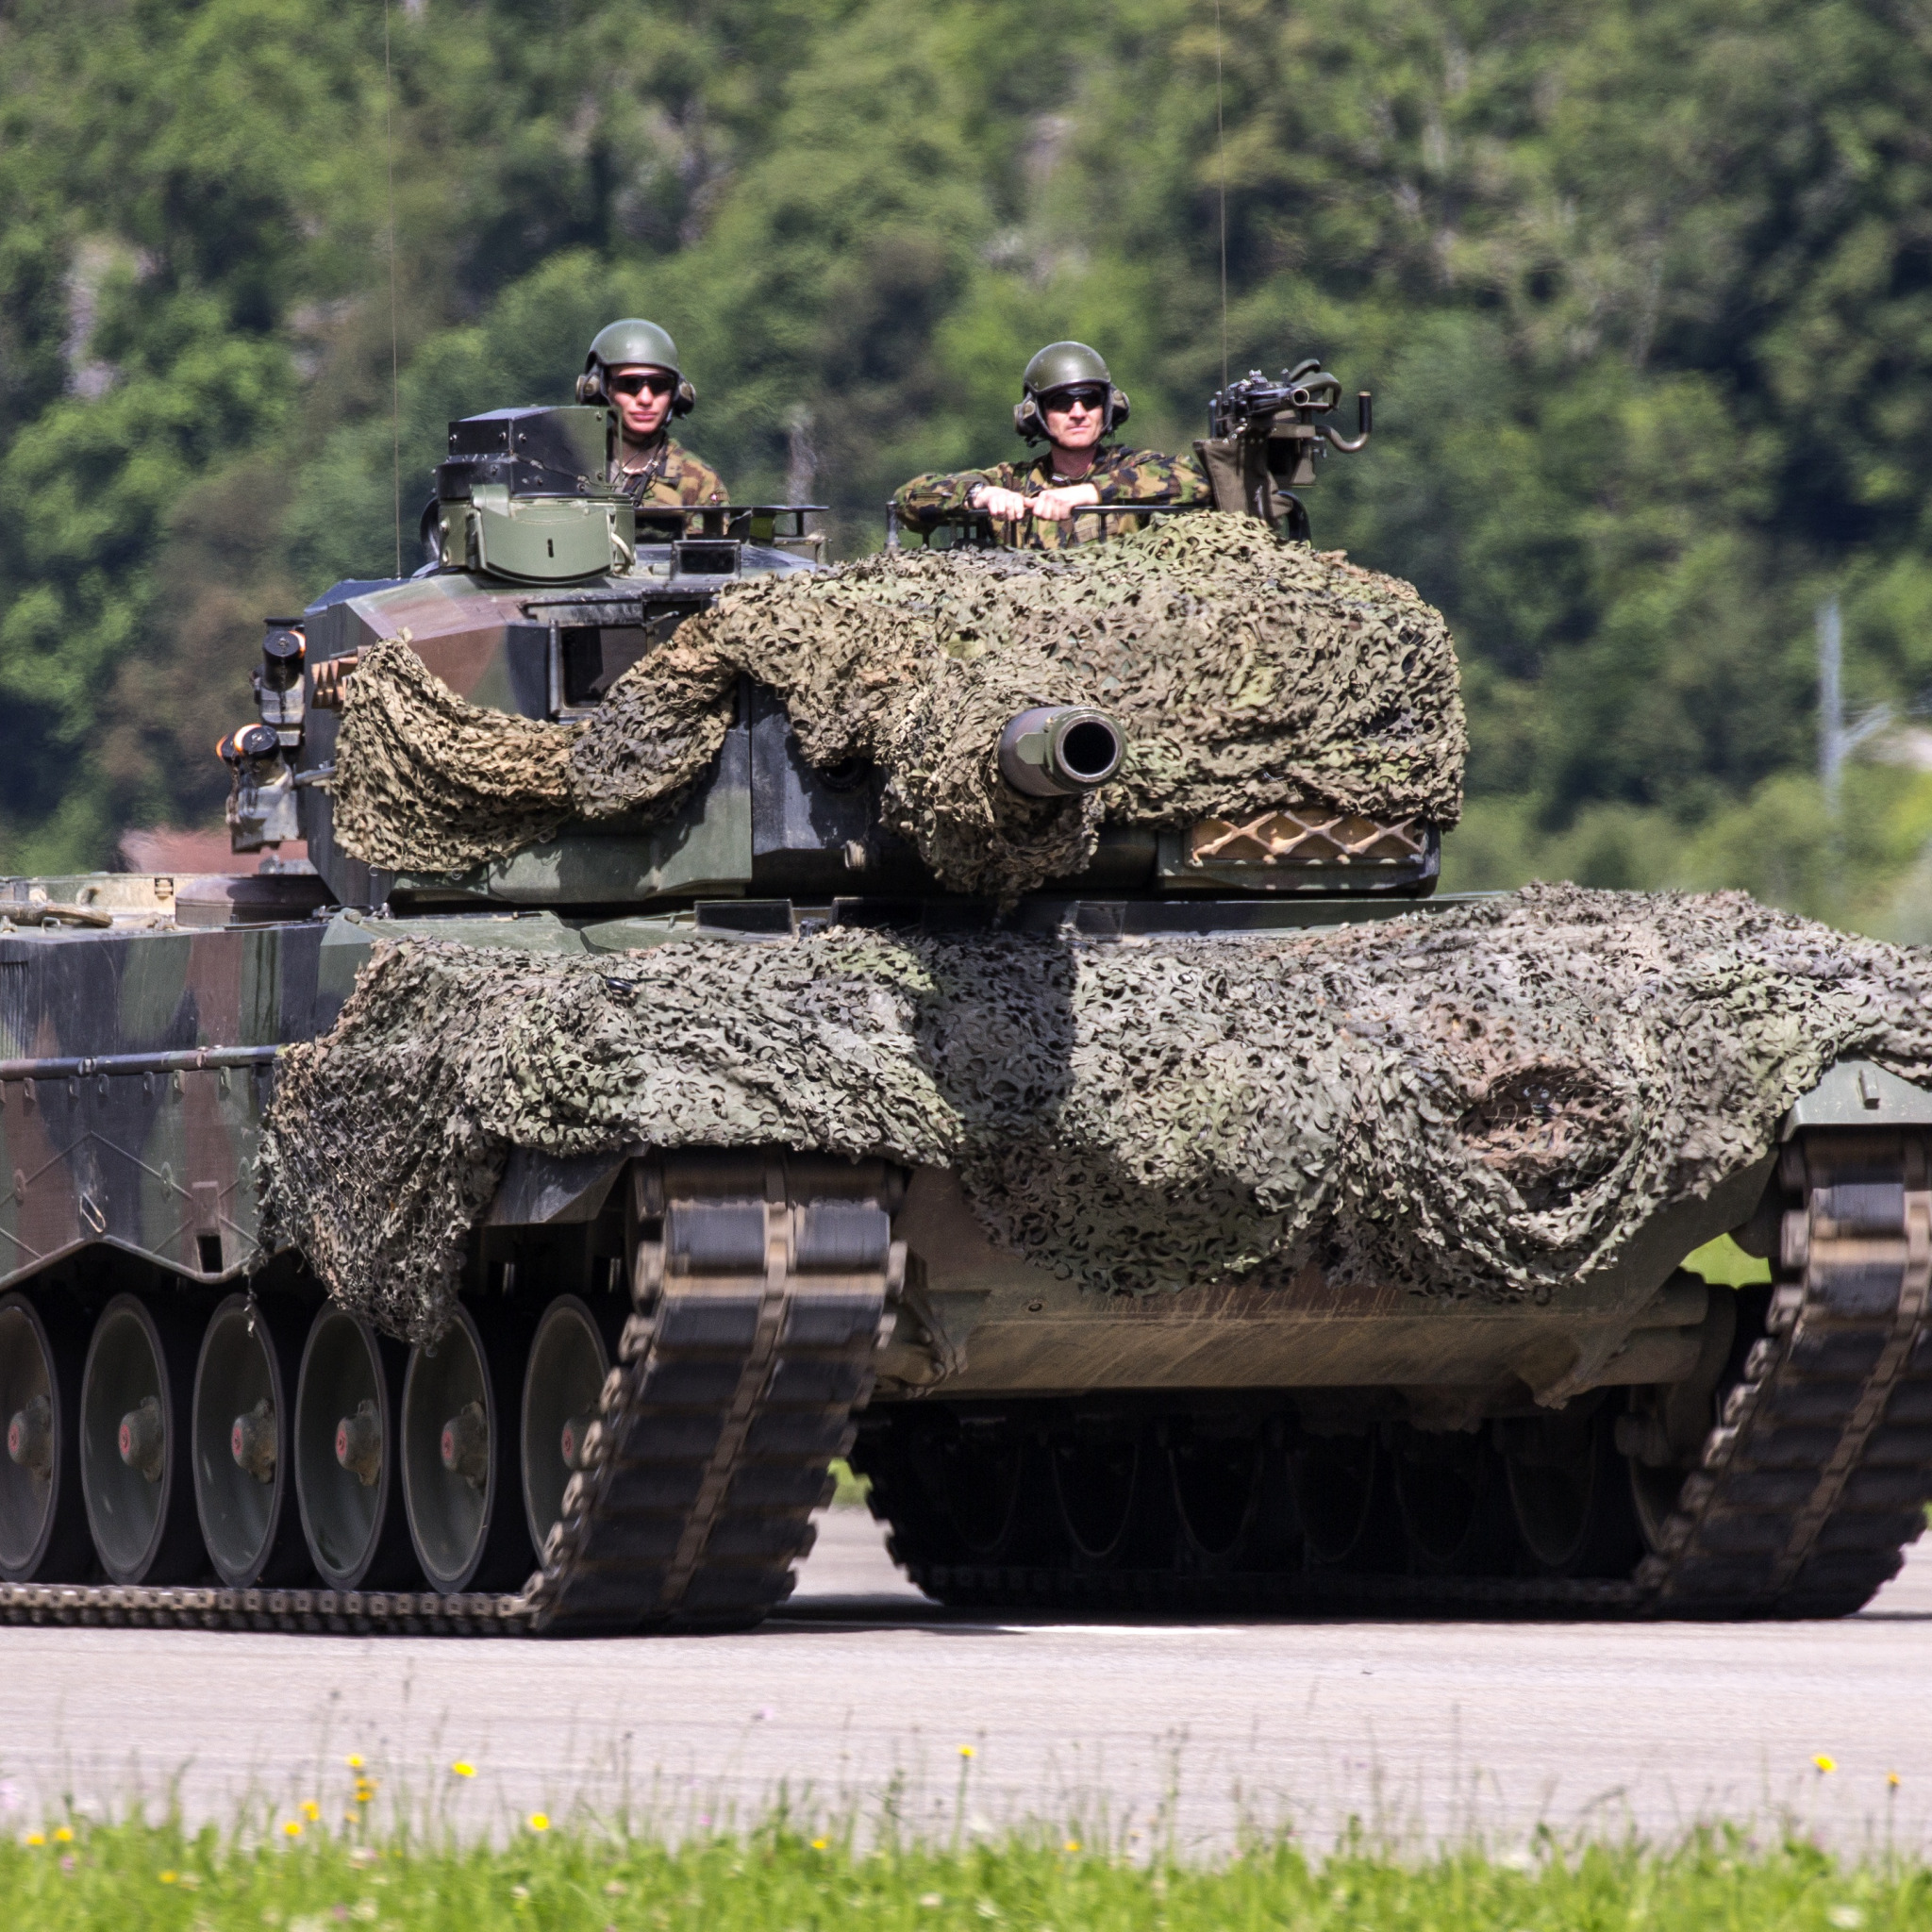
2, 0, 1931, 933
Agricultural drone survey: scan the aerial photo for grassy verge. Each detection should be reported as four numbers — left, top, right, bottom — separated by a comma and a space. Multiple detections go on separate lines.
1, 1817, 1927, 1931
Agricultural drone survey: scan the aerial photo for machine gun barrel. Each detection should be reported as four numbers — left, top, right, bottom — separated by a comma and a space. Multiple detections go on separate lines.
997, 706, 1127, 798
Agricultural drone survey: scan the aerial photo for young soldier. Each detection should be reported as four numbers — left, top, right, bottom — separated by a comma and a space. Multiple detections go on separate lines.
575, 319, 729, 510
893, 341, 1206, 549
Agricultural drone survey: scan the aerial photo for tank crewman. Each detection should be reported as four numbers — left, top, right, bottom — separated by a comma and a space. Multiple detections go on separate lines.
575, 319, 729, 510
892, 341, 1207, 549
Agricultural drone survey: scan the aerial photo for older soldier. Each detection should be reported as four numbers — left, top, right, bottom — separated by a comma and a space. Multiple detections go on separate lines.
575, 319, 729, 511
893, 341, 1206, 549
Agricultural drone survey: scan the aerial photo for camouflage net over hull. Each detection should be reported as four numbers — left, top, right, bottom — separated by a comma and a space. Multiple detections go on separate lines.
260, 885, 1932, 1345
327, 514, 1465, 896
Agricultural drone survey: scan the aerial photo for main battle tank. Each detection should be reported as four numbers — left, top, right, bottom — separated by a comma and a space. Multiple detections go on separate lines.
3, 374, 1930, 1637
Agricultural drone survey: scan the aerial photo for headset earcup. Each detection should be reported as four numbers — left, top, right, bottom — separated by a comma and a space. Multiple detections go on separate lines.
674, 378, 697, 417
575, 371, 604, 405
1014, 397, 1044, 441
1108, 386, 1130, 432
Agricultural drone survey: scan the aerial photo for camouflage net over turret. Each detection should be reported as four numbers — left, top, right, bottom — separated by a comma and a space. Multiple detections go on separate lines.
326, 513, 1466, 898
260, 884, 1932, 1346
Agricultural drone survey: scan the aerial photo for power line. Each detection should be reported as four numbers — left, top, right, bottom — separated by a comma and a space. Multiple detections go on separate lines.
383, 0, 401, 579
1214, 0, 1228, 392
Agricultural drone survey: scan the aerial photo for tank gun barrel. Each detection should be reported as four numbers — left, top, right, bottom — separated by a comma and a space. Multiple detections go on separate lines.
997, 706, 1126, 798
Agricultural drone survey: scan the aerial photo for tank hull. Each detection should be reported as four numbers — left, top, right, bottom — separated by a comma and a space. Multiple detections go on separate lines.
2, 882, 1927, 1628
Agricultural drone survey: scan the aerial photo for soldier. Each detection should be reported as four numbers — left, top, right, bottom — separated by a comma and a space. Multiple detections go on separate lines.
575, 319, 729, 511
893, 341, 1207, 549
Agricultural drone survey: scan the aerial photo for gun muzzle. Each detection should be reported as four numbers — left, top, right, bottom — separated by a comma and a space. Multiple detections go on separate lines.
998, 706, 1126, 798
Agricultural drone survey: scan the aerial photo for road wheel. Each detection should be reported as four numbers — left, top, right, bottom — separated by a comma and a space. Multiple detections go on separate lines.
1393, 1430, 1514, 1575
1501, 1406, 1643, 1578
1051, 1429, 1145, 1568
0, 1291, 92, 1581
192, 1292, 311, 1587
79, 1293, 206, 1584
1291, 1432, 1402, 1571
521, 1295, 613, 1567
293, 1306, 417, 1591
404, 1304, 532, 1593
1168, 1426, 1262, 1571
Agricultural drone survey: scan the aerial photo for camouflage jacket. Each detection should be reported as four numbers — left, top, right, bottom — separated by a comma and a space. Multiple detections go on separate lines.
611, 434, 728, 509
892, 444, 1208, 549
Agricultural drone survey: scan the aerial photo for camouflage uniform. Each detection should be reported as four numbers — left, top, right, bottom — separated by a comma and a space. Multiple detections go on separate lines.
612, 434, 728, 509
893, 444, 1208, 550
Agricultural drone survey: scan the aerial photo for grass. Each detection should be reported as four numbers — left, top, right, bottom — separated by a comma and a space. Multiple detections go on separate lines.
1, 1814, 1928, 1931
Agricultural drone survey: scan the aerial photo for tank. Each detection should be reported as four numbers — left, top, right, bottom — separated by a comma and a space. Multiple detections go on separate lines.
2, 377, 1929, 1638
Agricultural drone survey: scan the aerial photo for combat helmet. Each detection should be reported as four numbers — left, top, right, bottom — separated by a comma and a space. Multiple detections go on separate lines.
576, 318, 696, 417
1015, 341, 1129, 441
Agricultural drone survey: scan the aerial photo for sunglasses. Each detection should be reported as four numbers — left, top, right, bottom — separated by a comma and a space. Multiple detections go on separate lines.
1043, 386, 1108, 410
608, 372, 675, 398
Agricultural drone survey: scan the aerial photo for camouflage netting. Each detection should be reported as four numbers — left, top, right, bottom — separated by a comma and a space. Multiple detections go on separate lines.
327, 513, 1466, 897
260, 884, 1932, 1345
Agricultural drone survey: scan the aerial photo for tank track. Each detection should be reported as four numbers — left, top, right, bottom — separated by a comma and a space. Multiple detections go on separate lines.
882, 1128, 1932, 1619
0, 1154, 897, 1636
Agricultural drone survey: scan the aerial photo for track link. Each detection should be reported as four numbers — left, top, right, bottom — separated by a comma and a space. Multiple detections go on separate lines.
0, 1153, 899, 1637
888, 1128, 1932, 1620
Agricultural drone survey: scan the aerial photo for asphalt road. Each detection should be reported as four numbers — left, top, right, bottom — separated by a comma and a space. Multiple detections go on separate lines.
1, 1510, 1926, 1855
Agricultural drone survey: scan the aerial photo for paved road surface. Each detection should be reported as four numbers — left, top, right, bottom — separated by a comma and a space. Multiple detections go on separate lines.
1, 1511, 1925, 1854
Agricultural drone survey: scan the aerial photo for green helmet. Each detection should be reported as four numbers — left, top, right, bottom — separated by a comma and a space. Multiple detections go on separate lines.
1015, 340, 1128, 441
576, 318, 696, 416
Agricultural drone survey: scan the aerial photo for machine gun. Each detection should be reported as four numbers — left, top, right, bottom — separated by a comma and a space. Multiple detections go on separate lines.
1194, 359, 1372, 540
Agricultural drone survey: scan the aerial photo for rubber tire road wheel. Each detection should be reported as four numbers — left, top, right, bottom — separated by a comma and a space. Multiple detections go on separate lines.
521, 1295, 613, 1566
0, 1291, 93, 1582
1051, 1432, 1144, 1567
1503, 1407, 1644, 1579
192, 1292, 313, 1588
79, 1293, 208, 1585
1169, 1429, 1262, 1570
1291, 1433, 1403, 1572
404, 1302, 534, 1593
293, 1306, 418, 1591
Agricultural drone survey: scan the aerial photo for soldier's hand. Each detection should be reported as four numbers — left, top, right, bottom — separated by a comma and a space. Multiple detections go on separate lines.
970, 486, 1035, 521
1031, 483, 1102, 522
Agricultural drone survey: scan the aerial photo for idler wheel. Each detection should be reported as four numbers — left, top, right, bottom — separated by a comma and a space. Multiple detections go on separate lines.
0, 1291, 92, 1582
521, 1296, 613, 1562
78, 1293, 207, 1584
293, 1307, 417, 1591
403, 1304, 533, 1593
192, 1292, 312, 1587
1499, 1406, 1643, 1578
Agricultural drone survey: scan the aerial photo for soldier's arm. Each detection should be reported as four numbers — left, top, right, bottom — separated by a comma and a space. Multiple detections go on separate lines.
892, 470, 995, 525
1091, 450, 1210, 505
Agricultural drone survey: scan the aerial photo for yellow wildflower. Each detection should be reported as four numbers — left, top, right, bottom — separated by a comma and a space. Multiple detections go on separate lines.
345, 1754, 364, 1770
811, 1837, 829, 1851
283, 1821, 302, 1839
158, 1870, 178, 1884
1815, 1755, 1838, 1774
301, 1800, 320, 1822
1064, 1840, 1080, 1853
53, 1826, 73, 1843
450, 1759, 475, 1778
958, 1745, 974, 1758
526, 1811, 550, 1832
1889, 1771, 1903, 1788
